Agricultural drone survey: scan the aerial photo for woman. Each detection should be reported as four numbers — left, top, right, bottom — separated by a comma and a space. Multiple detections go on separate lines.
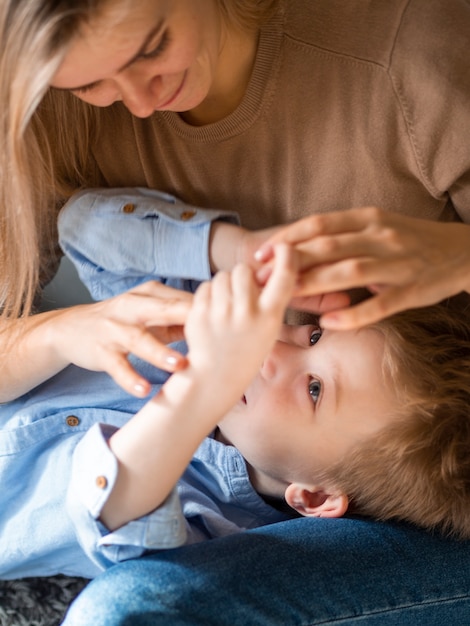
1, 0, 470, 623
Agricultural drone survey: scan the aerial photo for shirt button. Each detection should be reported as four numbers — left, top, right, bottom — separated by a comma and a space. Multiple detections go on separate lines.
180, 210, 196, 221
96, 476, 108, 489
122, 203, 135, 213
66, 415, 80, 427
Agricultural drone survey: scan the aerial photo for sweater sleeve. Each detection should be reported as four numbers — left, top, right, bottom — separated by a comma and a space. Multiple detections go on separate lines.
58, 187, 240, 300
389, 0, 470, 221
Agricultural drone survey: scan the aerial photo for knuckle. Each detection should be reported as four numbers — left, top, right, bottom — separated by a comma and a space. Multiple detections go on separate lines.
369, 297, 391, 318
108, 292, 133, 316
377, 226, 402, 250
99, 316, 121, 338
308, 214, 327, 235
343, 258, 369, 280
315, 236, 340, 257
127, 324, 149, 349
364, 206, 384, 224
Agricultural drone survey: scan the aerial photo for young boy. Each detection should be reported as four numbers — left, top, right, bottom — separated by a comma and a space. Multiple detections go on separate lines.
1, 189, 469, 581
59, 188, 470, 544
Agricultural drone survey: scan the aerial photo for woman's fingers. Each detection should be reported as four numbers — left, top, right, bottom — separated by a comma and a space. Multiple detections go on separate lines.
109, 281, 193, 327
258, 212, 470, 321
256, 207, 384, 259
319, 285, 428, 330
53, 282, 195, 396
290, 291, 351, 315
292, 256, 420, 296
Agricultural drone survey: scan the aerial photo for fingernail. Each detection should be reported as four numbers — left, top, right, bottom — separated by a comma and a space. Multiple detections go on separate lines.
254, 245, 272, 262
165, 354, 180, 366
134, 383, 147, 394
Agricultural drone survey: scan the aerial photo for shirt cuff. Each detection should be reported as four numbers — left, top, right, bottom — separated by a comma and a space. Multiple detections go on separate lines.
67, 423, 187, 571
58, 187, 240, 300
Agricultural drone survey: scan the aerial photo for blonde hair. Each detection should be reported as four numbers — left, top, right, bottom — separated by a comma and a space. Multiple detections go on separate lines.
0, 1, 106, 320
323, 295, 470, 539
0, 0, 279, 322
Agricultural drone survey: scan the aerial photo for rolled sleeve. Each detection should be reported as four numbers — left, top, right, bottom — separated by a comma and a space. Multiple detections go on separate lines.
67, 423, 187, 571
58, 187, 240, 300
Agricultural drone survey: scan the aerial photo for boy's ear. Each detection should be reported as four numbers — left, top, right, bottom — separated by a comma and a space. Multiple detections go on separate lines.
284, 483, 349, 518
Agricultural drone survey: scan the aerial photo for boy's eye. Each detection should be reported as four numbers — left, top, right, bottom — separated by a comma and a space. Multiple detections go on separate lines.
309, 328, 322, 346
308, 379, 322, 405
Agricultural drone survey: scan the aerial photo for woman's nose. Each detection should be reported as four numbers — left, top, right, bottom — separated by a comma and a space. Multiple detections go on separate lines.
119, 73, 163, 118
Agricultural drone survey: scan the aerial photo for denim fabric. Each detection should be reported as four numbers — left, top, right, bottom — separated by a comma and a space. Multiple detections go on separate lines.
63, 516, 470, 625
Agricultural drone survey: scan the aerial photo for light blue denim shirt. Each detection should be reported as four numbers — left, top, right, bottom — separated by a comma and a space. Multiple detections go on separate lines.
58, 186, 240, 299
0, 189, 291, 581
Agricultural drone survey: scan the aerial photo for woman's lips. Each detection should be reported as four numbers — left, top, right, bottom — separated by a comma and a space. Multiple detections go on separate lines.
157, 71, 187, 109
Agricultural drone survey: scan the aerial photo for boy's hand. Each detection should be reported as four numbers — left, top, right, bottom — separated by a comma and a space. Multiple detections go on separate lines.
185, 244, 297, 413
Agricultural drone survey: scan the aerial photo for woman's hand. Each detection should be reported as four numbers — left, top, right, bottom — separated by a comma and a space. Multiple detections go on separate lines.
209, 221, 350, 314
255, 207, 470, 329
49, 281, 193, 396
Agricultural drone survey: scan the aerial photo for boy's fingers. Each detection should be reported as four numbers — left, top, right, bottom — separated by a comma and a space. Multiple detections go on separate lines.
192, 281, 212, 311
260, 244, 298, 309
232, 263, 260, 309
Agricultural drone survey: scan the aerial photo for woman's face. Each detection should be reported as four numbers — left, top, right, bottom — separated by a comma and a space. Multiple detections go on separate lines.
50, 0, 225, 118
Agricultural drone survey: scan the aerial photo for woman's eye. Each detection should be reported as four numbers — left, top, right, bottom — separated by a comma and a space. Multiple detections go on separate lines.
71, 82, 99, 95
140, 31, 170, 60
308, 379, 322, 405
309, 328, 322, 346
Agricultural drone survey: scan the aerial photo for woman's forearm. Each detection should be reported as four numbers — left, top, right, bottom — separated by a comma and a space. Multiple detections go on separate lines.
0, 309, 73, 401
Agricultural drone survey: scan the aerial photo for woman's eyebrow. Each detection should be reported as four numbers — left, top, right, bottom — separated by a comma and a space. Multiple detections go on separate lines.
52, 19, 164, 92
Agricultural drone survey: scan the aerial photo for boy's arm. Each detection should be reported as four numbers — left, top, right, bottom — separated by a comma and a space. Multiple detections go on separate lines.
96, 245, 297, 531
59, 186, 282, 298
59, 187, 243, 300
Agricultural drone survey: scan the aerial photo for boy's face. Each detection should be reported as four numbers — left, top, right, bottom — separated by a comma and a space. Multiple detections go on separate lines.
217, 323, 399, 497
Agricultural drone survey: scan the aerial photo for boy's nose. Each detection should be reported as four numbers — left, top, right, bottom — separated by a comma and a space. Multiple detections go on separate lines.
260, 340, 294, 380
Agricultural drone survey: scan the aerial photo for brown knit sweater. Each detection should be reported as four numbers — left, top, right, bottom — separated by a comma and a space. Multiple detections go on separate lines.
56, 0, 470, 241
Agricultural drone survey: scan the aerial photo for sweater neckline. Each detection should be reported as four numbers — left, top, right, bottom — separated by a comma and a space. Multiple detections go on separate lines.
157, 11, 284, 142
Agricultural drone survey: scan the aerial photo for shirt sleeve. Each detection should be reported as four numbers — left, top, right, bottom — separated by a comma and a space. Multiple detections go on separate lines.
66, 422, 188, 572
58, 187, 240, 300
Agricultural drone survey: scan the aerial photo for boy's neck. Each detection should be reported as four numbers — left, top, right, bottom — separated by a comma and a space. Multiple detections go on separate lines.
214, 428, 292, 511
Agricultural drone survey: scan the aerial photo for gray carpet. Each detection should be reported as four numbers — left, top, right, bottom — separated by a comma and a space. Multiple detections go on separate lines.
0, 576, 88, 626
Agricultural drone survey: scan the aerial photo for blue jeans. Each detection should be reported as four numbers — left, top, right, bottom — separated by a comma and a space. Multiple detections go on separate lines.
63, 517, 470, 625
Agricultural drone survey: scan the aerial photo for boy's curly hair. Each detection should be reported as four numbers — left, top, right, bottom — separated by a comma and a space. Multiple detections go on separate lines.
323, 294, 470, 539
